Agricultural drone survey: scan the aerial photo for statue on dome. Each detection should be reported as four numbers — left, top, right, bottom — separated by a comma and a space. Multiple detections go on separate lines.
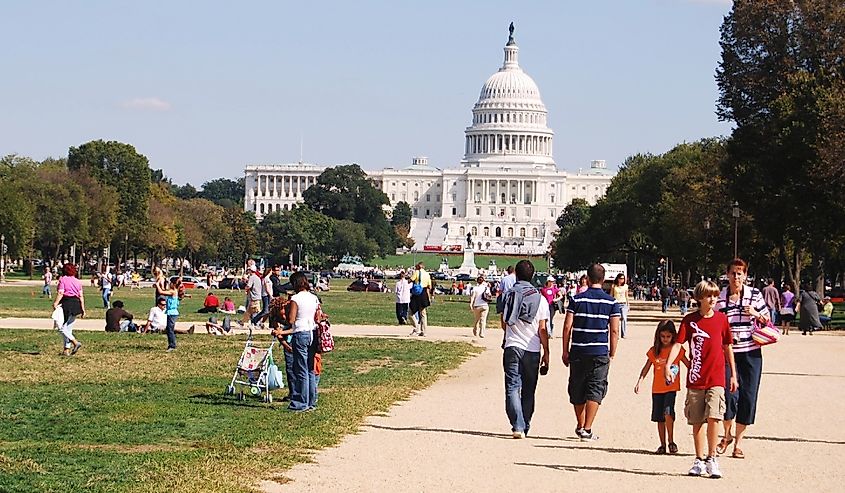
508, 22, 514, 40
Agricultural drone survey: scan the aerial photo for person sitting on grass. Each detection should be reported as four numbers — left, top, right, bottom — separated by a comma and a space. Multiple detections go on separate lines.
220, 296, 236, 314
143, 297, 168, 334
197, 291, 220, 313
200, 315, 234, 336
665, 280, 737, 479
105, 300, 136, 332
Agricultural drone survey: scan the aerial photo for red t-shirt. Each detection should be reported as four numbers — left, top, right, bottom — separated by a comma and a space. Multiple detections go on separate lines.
677, 310, 731, 390
204, 294, 220, 308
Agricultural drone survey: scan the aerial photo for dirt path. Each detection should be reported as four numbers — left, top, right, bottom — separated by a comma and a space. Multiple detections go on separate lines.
261, 315, 845, 492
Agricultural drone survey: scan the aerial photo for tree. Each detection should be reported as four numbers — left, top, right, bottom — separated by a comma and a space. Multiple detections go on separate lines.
257, 207, 334, 267
172, 183, 198, 199
200, 178, 245, 208
716, 0, 845, 290
391, 201, 412, 228
173, 198, 227, 267
0, 181, 34, 259
67, 140, 152, 233
552, 198, 592, 271
220, 208, 257, 269
303, 164, 398, 256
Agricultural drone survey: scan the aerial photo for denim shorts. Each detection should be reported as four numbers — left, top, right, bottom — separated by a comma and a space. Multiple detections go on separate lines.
651, 391, 677, 422
567, 354, 610, 405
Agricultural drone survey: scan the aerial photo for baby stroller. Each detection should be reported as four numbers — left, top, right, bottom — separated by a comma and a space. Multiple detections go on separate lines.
225, 327, 282, 403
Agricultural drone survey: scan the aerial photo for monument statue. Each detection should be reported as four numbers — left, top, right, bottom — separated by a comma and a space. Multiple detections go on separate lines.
509, 22, 514, 40
466, 232, 473, 248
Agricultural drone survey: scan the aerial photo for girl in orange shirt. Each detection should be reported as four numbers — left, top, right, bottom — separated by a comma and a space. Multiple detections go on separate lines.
635, 320, 690, 454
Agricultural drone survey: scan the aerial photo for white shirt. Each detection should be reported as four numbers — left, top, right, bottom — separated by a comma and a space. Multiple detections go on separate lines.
291, 290, 320, 333
471, 284, 490, 308
499, 273, 517, 296
503, 300, 550, 352
262, 275, 273, 297
395, 279, 412, 304
147, 306, 167, 330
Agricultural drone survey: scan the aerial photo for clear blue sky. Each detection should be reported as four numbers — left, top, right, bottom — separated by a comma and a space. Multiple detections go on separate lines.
1, 0, 734, 186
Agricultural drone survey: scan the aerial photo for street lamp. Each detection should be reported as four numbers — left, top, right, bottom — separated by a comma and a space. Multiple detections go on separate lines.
296, 243, 303, 269
732, 201, 740, 259
704, 218, 711, 280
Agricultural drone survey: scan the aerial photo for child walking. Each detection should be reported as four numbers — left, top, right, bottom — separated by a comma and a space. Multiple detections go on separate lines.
635, 320, 689, 454
666, 280, 737, 479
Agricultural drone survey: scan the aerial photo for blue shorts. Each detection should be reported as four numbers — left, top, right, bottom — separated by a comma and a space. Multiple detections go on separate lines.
651, 391, 677, 422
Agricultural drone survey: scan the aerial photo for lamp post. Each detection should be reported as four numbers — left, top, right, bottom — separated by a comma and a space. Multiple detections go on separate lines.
704, 218, 711, 280
732, 201, 740, 259
0, 234, 5, 284
296, 243, 303, 269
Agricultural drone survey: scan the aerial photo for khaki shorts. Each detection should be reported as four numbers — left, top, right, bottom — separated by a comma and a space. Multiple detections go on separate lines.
248, 300, 262, 313
684, 387, 726, 425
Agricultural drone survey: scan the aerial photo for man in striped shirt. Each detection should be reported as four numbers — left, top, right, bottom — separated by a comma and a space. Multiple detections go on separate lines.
562, 263, 621, 441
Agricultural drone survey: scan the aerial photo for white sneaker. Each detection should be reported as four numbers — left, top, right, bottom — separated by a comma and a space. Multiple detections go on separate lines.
579, 429, 599, 442
688, 458, 706, 476
512, 431, 525, 439
706, 456, 722, 479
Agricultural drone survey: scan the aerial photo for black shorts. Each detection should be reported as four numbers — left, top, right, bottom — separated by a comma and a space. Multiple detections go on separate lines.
651, 391, 677, 422
568, 354, 610, 405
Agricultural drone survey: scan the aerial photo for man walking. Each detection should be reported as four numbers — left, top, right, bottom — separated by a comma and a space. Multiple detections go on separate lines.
762, 278, 781, 326
501, 260, 549, 439
562, 263, 621, 441
409, 262, 432, 336
496, 265, 517, 314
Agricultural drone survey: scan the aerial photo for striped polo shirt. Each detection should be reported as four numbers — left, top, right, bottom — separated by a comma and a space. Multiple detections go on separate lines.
567, 287, 621, 356
715, 285, 770, 353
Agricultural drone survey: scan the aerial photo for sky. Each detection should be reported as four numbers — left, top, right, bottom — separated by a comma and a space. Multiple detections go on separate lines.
1, 0, 735, 186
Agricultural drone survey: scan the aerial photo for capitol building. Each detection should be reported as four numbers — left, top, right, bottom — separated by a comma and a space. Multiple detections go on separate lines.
244, 27, 614, 255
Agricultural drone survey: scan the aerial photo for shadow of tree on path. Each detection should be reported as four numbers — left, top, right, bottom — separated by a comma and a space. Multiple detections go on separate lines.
515, 462, 687, 477
365, 424, 568, 442
746, 435, 845, 445
533, 443, 694, 458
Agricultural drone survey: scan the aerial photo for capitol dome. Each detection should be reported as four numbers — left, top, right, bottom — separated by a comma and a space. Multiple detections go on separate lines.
463, 26, 555, 169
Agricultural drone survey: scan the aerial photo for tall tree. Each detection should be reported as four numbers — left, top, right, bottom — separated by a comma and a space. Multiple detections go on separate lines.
67, 140, 152, 233
716, 0, 845, 290
200, 177, 245, 208
303, 164, 398, 256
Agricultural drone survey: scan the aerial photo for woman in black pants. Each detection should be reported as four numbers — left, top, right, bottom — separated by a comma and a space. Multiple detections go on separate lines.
715, 258, 770, 459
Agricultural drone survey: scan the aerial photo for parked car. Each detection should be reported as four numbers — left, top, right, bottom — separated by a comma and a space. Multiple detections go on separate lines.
171, 275, 208, 290
347, 279, 387, 292
455, 273, 474, 282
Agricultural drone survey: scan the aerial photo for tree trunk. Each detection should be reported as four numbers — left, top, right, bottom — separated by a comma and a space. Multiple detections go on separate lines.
813, 254, 825, 295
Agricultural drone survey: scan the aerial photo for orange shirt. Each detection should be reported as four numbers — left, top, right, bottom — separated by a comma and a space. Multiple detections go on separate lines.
647, 346, 685, 393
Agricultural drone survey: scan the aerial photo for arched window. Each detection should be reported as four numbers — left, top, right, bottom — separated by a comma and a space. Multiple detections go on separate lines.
519, 227, 526, 237
495, 227, 502, 237
532, 228, 539, 238
259, 203, 265, 214
507, 227, 514, 237
284, 204, 289, 210
483, 227, 490, 236
471, 227, 477, 236
459, 226, 465, 237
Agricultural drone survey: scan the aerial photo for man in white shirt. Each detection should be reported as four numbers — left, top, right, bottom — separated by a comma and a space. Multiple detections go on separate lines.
144, 297, 168, 333
500, 260, 549, 439
496, 265, 517, 314
395, 272, 412, 324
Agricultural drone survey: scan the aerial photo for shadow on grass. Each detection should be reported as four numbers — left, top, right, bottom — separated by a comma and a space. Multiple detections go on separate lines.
189, 393, 268, 409
745, 435, 845, 445
366, 423, 565, 442
762, 371, 845, 378
515, 461, 688, 477
532, 443, 694, 457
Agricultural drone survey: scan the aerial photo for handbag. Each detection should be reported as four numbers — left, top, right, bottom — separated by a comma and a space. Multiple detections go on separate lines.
317, 320, 335, 353
751, 317, 781, 346
411, 281, 424, 296
51, 305, 64, 329
266, 348, 284, 390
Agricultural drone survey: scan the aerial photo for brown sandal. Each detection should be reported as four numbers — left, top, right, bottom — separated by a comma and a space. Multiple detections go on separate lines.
716, 437, 733, 455
732, 448, 745, 459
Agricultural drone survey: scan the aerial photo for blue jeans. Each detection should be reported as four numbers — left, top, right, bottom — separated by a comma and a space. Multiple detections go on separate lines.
102, 288, 111, 308
251, 295, 270, 325
661, 297, 670, 313
503, 346, 540, 434
42, 285, 51, 297
165, 315, 178, 349
679, 299, 689, 315
396, 303, 409, 323
283, 345, 295, 398
289, 331, 317, 410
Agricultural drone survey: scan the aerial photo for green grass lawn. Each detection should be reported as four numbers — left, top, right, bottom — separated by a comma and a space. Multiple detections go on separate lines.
0, 330, 478, 492
0, 285, 503, 327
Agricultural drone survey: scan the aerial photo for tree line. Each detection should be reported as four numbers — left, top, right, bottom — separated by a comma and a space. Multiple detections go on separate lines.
0, 144, 410, 274
554, 1, 845, 291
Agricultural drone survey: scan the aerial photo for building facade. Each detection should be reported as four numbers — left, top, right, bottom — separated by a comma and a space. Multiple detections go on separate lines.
244, 28, 614, 255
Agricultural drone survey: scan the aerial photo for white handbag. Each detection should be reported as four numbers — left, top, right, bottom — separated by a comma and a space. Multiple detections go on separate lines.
51, 305, 64, 329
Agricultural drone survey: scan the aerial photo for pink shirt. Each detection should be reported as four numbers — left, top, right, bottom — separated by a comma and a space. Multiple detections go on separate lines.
540, 285, 559, 304
57, 275, 83, 298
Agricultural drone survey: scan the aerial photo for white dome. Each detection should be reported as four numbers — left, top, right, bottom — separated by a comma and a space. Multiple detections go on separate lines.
478, 67, 543, 104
